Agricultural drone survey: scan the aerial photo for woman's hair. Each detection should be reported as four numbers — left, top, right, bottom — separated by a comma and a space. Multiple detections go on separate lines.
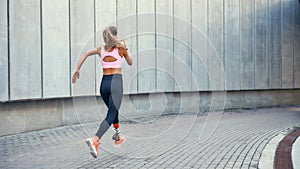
103, 26, 121, 50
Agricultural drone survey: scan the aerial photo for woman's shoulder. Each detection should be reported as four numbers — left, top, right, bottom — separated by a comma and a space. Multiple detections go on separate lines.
117, 45, 127, 52
96, 45, 105, 56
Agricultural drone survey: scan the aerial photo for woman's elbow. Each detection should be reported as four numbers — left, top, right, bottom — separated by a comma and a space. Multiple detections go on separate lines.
126, 57, 133, 65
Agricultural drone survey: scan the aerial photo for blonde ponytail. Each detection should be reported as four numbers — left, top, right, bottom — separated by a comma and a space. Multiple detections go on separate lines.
103, 26, 122, 50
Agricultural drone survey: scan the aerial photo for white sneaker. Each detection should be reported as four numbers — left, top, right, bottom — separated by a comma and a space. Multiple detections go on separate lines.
85, 138, 99, 158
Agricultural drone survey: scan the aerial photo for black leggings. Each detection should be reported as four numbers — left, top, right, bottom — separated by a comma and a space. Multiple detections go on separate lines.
96, 74, 123, 138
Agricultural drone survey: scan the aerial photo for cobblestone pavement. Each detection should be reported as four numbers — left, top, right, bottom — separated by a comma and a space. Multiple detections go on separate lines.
1, 107, 300, 169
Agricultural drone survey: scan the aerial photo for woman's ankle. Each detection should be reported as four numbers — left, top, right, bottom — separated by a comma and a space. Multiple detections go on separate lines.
93, 136, 100, 142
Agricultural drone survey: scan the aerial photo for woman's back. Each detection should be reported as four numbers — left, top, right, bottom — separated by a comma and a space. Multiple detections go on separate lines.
100, 47, 123, 69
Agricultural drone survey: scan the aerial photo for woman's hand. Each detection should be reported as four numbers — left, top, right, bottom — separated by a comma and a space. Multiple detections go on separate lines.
72, 69, 80, 83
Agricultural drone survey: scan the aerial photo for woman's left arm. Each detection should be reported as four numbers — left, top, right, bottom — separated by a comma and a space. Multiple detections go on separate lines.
72, 48, 100, 83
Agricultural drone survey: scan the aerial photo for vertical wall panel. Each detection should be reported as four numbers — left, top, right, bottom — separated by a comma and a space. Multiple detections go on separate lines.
138, 0, 156, 93
42, 0, 70, 98
9, 0, 41, 100
294, 0, 300, 88
208, 0, 224, 90
0, 0, 8, 101
70, 0, 96, 96
255, 0, 269, 89
117, 0, 137, 94
281, 0, 293, 88
240, 0, 254, 89
269, 0, 282, 89
225, 0, 240, 90
174, 0, 192, 91
95, 0, 116, 95
156, 0, 174, 92
192, 0, 209, 91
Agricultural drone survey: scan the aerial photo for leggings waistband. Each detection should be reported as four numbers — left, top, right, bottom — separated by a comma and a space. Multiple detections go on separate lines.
102, 74, 122, 80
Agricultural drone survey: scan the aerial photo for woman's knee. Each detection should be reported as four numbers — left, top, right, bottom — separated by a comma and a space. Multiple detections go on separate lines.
105, 111, 118, 125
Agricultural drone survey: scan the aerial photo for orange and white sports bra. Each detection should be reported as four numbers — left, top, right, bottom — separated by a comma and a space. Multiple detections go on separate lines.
100, 47, 123, 69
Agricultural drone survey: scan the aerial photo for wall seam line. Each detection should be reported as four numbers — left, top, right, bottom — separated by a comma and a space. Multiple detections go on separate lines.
40, 0, 44, 98
155, 0, 157, 91
69, 0, 72, 96
94, 0, 96, 95
7, 0, 10, 101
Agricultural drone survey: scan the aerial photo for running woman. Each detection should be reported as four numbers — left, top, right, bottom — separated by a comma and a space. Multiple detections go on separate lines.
72, 26, 133, 158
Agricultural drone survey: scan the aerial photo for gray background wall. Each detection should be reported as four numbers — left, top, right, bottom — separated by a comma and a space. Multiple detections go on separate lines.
1, 0, 300, 136
0, 0, 300, 101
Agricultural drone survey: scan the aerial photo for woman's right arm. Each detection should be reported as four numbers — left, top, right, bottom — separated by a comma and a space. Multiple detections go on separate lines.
72, 48, 100, 83
124, 51, 133, 66
118, 41, 133, 66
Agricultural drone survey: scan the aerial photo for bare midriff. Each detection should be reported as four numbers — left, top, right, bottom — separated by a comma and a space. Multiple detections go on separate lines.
103, 68, 122, 75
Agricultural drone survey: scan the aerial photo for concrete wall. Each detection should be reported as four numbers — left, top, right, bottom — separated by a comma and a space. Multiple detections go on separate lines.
42, 0, 70, 98
0, 0, 8, 101
9, 0, 42, 100
1, 0, 300, 101
0, 0, 300, 136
